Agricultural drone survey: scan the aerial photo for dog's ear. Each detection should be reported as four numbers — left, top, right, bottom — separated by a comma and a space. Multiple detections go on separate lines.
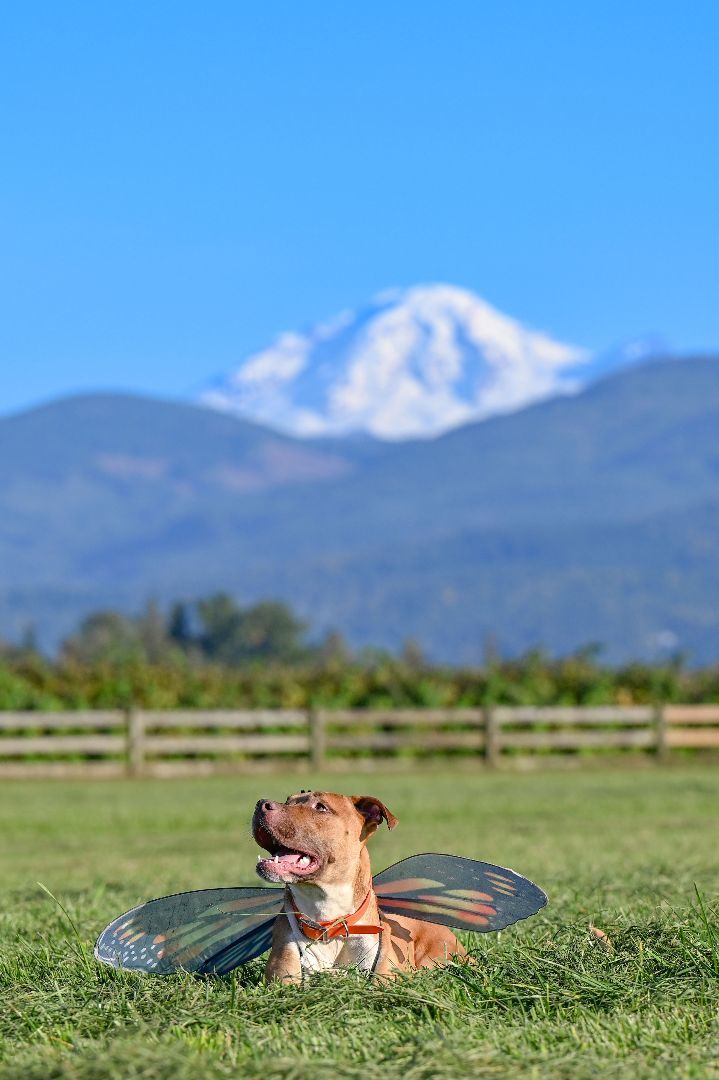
351, 795, 398, 839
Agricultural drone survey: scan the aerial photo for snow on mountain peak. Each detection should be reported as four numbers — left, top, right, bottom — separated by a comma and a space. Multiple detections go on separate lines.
201, 284, 588, 440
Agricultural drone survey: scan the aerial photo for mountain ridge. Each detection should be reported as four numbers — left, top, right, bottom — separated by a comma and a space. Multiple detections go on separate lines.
1, 356, 718, 661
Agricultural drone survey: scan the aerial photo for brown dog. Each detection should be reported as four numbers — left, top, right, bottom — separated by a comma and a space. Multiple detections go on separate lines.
252, 789, 465, 982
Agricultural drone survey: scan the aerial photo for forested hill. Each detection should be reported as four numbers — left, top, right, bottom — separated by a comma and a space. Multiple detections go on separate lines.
1, 356, 718, 661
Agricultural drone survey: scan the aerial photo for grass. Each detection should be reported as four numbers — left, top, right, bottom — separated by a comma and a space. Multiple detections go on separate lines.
1, 766, 718, 1078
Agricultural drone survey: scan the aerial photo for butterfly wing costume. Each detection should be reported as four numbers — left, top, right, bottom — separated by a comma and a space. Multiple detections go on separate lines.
95, 854, 547, 975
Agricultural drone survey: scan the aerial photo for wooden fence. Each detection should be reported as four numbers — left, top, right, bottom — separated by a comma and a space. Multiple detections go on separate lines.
1, 705, 718, 778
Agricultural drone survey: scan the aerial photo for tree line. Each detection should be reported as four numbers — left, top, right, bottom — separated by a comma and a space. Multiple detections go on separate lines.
1, 594, 718, 710
56, 595, 324, 668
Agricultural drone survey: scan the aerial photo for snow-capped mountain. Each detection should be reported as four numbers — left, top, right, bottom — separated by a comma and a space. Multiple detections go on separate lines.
201, 284, 592, 440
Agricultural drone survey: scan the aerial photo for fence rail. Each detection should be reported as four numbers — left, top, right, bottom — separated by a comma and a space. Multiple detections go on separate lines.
1, 705, 718, 778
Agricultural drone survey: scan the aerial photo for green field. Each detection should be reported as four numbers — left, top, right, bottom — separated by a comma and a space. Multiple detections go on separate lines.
1, 767, 718, 1078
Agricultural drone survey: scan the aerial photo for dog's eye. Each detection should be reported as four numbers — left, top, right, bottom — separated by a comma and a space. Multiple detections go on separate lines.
315, 801, 329, 813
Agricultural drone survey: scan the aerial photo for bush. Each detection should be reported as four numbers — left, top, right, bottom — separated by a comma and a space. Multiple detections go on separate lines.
0, 646, 717, 711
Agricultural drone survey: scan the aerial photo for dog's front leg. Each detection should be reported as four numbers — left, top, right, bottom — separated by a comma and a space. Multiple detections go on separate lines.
264, 914, 302, 984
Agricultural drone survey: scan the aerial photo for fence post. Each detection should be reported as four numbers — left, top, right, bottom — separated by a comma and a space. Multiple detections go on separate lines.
309, 709, 326, 770
654, 703, 669, 763
126, 708, 145, 777
484, 706, 500, 768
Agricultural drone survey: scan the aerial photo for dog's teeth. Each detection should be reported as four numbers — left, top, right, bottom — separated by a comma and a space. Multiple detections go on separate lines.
273, 854, 279, 863
298, 855, 310, 866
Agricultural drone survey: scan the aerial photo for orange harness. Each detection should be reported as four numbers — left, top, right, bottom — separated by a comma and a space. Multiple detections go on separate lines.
291, 889, 383, 943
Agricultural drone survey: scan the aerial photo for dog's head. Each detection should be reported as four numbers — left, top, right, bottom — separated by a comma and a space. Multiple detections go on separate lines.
252, 790, 397, 885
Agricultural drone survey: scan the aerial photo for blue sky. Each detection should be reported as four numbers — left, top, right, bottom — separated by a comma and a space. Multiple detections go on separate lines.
2, 1, 718, 415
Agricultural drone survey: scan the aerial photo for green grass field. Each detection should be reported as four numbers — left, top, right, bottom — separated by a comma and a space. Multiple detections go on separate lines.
1, 767, 718, 1078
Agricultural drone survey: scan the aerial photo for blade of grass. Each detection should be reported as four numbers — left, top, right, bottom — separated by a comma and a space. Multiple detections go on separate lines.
36, 882, 94, 978
693, 884, 719, 976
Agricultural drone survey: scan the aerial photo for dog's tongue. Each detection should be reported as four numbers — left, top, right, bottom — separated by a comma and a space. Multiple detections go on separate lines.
274, 848, 309, 869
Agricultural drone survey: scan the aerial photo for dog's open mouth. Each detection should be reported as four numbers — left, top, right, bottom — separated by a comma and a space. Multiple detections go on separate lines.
257, 847, 320, 875
254, 822, 320, 877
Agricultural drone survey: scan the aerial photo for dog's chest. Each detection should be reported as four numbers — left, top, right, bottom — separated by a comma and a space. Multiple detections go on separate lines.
285, 908, 380, 975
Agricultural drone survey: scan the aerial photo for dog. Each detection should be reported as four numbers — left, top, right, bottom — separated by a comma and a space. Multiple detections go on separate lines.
252, 789, 466, 982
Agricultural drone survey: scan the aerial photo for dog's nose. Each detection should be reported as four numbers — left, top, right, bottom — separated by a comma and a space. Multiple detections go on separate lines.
256, 799, 280, 813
